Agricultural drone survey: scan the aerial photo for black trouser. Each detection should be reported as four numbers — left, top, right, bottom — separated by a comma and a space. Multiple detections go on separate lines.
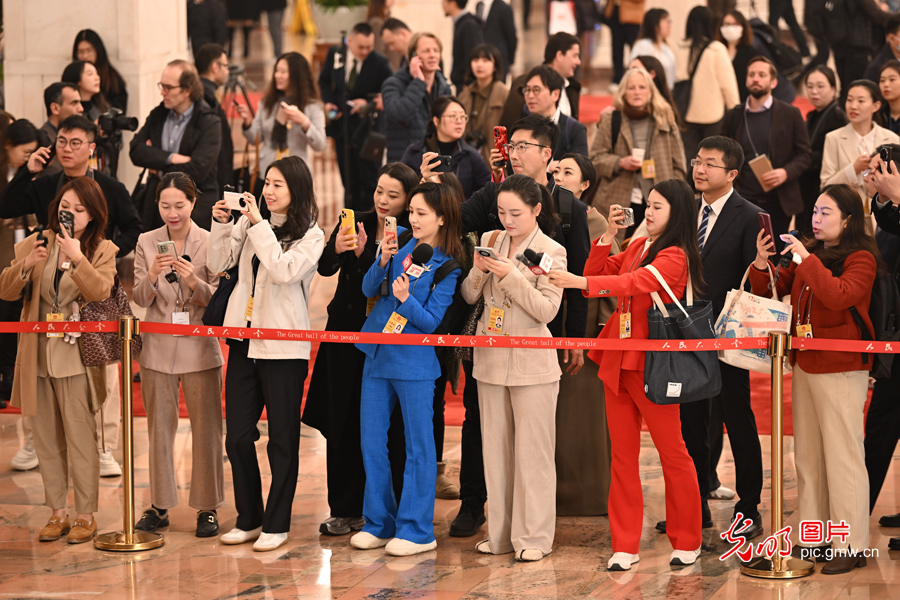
834, 47, 872, 106
458, 360, 487, 503
680, 397, 712, 522
610, 6, 640, 84
768, 0, 810, 56
866, 371, 900, 513
224, 342, 307, 533
708, 398, 724, 492
335, 137, 378, 212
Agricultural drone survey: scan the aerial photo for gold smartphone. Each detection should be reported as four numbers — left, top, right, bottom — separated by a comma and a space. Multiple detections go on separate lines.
340, 209, 356, 248
383, 216, 397, 247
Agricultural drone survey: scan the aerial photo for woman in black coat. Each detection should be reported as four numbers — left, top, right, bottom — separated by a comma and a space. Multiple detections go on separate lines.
302, 163, 418, 536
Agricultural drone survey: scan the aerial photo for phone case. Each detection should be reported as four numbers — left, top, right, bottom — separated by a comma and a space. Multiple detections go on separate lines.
383, 217, 397, 246
341, 209, 357, 248
493, 126, 508, 162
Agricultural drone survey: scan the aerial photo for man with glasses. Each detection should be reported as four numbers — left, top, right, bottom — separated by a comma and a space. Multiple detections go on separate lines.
196, 43, 234, 192
521, 65, 588, 162
39, 82, 84, 177
130, 59, 222, 230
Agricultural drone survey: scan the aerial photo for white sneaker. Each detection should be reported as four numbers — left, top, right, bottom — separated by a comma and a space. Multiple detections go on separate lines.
385, 537, 437, 556
11, 436, 38, 470
98, 450, 122, 477
608, 552, 640, 571
252, 532, 288, 551
670, 548, 701, 566
219, 526, 262, 545
709, 486, 736, 500
350, 531, 391, 550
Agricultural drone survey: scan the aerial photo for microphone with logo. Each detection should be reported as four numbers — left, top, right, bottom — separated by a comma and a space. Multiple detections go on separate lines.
402, 243, 433, 278
516, 248, 554, 275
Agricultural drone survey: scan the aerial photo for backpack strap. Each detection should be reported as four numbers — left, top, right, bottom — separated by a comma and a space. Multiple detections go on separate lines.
431, 259, 462, 289
611, 110, 621, 150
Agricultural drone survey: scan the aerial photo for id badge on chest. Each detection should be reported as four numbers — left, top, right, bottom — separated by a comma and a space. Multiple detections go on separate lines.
383, 311, 408, 334
641, 158, 656, 179
46, 312, 64, 337
244, 296, 254, 322
366, 296, 378, 316
619, 312, 632, 339
172, 311, 189, 336
796, 324, 812, 350
487, 307, 505, 334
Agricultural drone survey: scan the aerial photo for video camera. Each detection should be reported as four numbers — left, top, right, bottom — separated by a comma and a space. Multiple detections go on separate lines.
98, 108, 138, 136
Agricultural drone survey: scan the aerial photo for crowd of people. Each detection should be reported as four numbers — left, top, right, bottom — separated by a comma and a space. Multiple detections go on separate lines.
1, 0, 900, 577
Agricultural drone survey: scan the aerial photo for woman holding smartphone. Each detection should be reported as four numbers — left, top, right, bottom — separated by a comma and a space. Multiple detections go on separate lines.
548, 179, 703, 570
132, 172, 224, 537
350, 181, 462, 556
0, 177, 116, 544
303, 162, 418, 536
208, 155, 325, 551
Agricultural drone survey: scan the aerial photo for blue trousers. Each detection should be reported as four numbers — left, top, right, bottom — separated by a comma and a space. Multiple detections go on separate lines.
360, 362, 436, 543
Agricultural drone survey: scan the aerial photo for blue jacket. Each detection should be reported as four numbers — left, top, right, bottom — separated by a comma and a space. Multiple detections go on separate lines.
381, 68, 453, 162
357, 229, 461, 380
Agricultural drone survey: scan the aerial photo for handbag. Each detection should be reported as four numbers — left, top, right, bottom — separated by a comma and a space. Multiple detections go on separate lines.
672, 41, 710, 118
644, 264, 722, 405
715, 265, 792, 373
202, 265, 240, 327
78, 276, 142, 367
454, 298, 484, 361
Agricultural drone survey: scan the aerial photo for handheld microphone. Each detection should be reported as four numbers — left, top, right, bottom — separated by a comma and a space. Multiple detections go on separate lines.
34, 225, 47, 248
403, 243, 433, 277
522, 248, 553, 275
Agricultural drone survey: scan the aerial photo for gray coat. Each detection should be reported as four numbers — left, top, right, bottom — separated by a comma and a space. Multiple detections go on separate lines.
381, 68, 452, 162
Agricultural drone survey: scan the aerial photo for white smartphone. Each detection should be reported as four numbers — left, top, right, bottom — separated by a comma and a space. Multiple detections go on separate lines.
475, 246, 500, 260
224, 191, 246, 211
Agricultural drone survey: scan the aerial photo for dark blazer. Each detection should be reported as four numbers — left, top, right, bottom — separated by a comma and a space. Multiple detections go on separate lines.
500, 72, 581, 127
400, 136, 491, 197
553, 113, 589, 160
0, 167, 142, 257
129, 99, 222, 230
864, 43, 895, 83
721, 98, 812, 216
202, 77, 235, 192
451, 13, 484, 92
698, 189, 764, 316
318, 46, 393, 142
482, 0, 517, 79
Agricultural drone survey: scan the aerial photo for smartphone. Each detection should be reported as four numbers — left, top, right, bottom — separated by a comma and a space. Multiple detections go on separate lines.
620, 207, 635, 227
45, 144, 57, 166
340, 209, 357, 248
383, 216, 398, 247
327, 109, 339, 120
475, 246, 500, 260
224, 191, 246, 211
879, 144, 900, 173
431, 154, 452, 173
157, 240, 177, 261
758, 212, 774, 245
493, 126, 508, 167
58, 210, 74, 238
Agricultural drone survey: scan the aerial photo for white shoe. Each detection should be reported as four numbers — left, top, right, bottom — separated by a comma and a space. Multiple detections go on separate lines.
709, 485, 735, 500
475, 539, 493, 554
516, 548, 545, 561
219, 526, 262, 545
252, 532, 288, 551
350, 531, 391, 550
98, 450, 122, 477
608, 552, 640, 571
12, 436, 38, 470
670, 548, 701, 566
384, 537, 437, 556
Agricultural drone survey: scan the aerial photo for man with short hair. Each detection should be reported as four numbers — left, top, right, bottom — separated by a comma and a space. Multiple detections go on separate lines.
130, 59, 222, 230
522, 65, 588, 160
864, 14, 900, 83
196, 43, 234, 192
500, 32, 581, 127
320, 22, 393, 211
721, 56, 811, 242
478, 0, 517, 79
442, 0, 484, 93
380, 18, 412, 71
39, 82, 84, 177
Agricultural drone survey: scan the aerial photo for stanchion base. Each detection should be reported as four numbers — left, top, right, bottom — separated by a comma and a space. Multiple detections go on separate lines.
94, 530, 165, 551
741, 556, 815, 578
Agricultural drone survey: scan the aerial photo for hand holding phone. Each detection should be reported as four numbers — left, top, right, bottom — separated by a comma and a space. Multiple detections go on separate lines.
757, 213, 774, 250
493, 126, 508, 167
475, 246, 500, 260
224, 191, 247, 211
431, 154, 452, 173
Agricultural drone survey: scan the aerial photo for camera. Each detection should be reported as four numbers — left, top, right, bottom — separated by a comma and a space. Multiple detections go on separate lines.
878, 144, 900, 174
98, 108, 138, 135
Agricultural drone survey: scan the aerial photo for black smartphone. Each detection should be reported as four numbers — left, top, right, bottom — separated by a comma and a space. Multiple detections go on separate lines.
431, 154, 452, 173
35, 226, 47, 247
58, 210, 75, 238
45, 145, 57, 165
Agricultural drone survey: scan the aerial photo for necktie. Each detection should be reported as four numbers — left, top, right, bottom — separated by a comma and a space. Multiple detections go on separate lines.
698, 204, 712, 251
476, 1, 485, 20
348, 59, 359, 91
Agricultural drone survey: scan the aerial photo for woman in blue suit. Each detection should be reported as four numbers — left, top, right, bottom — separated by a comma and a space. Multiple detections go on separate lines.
351, 181, 463, 556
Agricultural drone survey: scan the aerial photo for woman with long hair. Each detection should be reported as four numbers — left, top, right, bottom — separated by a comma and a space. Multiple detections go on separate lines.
458, 44, 509, 170
235, 52, 326, 196
132, 172, 225, 538
750, 184, 878, 573
350, 181, 462, 557
208, 156, 325, 551
630, 8, 675, 88
0, 177, 116, 544
548, 178, 703, 570
72, 29, 127, 111
629, 55, 682, 129
717, 10, 759, 103
61, 61, 108, 122
303, 162, 418, 536
878, 59, 900, 136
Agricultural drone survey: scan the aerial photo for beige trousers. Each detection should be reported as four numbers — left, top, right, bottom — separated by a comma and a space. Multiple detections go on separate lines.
478, 380, 558, 555
791, 365, 869, 551
140, 366, 225, 510
94, 363, 121, 451
32, 374, 99, 513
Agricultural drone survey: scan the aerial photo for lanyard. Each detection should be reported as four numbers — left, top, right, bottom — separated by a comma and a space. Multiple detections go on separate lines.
795, 285, 814, 326
742, 108, 766, 158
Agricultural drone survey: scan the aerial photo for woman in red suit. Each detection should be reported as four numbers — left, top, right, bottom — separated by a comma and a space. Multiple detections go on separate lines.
549, 179, 703, 570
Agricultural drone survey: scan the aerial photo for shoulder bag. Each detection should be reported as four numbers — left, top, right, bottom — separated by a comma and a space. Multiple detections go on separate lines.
79, 275, 142, 367
672, 41, 710, 119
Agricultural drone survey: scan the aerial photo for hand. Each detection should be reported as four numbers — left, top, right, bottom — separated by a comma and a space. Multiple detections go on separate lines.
334, 223, 359, 254
618, 155, 642, 171
854, 153, 871, 174
760, 168, 788, 188
604, 204, 626, 241
236, 103, 253, 127
324, 102, 342, 121
482, 256, 513, 280
392, 273, 410, 302
27, 146, 53, 174
780, 232, 810, 262
345, 98, 367, 114
753, 228, 776, 270
148, 251, 175, 284
489, 147, 505, 182
870, 157, 900, 205
373, 93, 384, 111
23, 237, 49, 272
409, 56, 425, 81
240, 192, 263, 225
563, 348, 584, 375
170, 153, 192, 165
57, 225, 84, 267
420, 151, 441, 182
170, 256, 199, 290
212, 199, 231, 224
379, 235, 398, 268
547, 269, 588, 290
355, 222, 368, 258
473, 249, 489, 273
280, 102, 309, 128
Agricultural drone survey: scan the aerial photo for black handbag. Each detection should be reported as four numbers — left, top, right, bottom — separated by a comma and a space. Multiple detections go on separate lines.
672, 41, 710, 119
202, 266, 239, 327
643, 265, 721, 405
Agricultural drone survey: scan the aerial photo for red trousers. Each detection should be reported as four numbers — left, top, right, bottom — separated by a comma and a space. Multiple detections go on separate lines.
604, 369, 702, 553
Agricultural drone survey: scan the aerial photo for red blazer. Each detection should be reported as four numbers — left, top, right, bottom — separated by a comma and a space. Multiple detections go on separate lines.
583, 237, 688, 395
748, 250, 876, 374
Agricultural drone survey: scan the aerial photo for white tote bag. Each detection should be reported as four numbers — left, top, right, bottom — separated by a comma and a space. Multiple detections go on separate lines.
714, 265, 792, 373
548, 0, 578, 35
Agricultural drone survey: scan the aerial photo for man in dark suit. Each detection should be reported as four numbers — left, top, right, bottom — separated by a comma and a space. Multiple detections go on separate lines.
478, 0, 517, 79
196, 43, 235, 193
721, 56, 811, 244
319, 22, 393, 211
656, 135, 766, 541
443, 0, 484, 93
519, 66, 588, 161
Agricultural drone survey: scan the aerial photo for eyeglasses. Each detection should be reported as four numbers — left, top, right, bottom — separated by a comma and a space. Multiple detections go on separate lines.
157, 82, 182, 93
504, 141, 546, 154
216, 61, 229, 70
521, 86, 545, 97
441, 113, 468, 123
690, 159, 732, 171
56, 137, 87, 150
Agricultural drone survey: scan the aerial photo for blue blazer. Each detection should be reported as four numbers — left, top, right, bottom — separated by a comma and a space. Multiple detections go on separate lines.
357, 229, 460, 381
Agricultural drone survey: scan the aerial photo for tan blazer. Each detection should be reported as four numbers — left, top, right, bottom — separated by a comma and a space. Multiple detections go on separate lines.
0, 232, 117, 416
133, 222, 224, 374
458, 81, 510, 168
682, 41, 740, 125
821, 122, 900, 200
461, 228, 566, 386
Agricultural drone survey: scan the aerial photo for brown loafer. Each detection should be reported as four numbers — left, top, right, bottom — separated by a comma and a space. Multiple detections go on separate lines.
821, 553, 867, 574
66, 518, 97, 544
39, 516, 71, 541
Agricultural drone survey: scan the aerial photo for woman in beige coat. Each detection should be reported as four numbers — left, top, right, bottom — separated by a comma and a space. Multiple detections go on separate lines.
0, 177, 116, 544
458, 44, 510, 170
132, 173, 225, 537
461, 174, 566, 562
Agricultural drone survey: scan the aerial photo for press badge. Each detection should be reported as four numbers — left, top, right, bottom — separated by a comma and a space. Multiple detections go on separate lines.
796, 324, 812, 350
383, 311, 408, 334
172, 311, 189, 336
244, 297, 254, 322
487, 307, 504, 334
619, 312, 632, 339
46, 312, 64, 337
366, 296, 378, 316
641, 158, 656, 179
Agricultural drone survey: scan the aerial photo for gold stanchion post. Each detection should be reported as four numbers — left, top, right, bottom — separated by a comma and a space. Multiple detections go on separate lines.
742, 332, 813, 578
95, 316, 164, 551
